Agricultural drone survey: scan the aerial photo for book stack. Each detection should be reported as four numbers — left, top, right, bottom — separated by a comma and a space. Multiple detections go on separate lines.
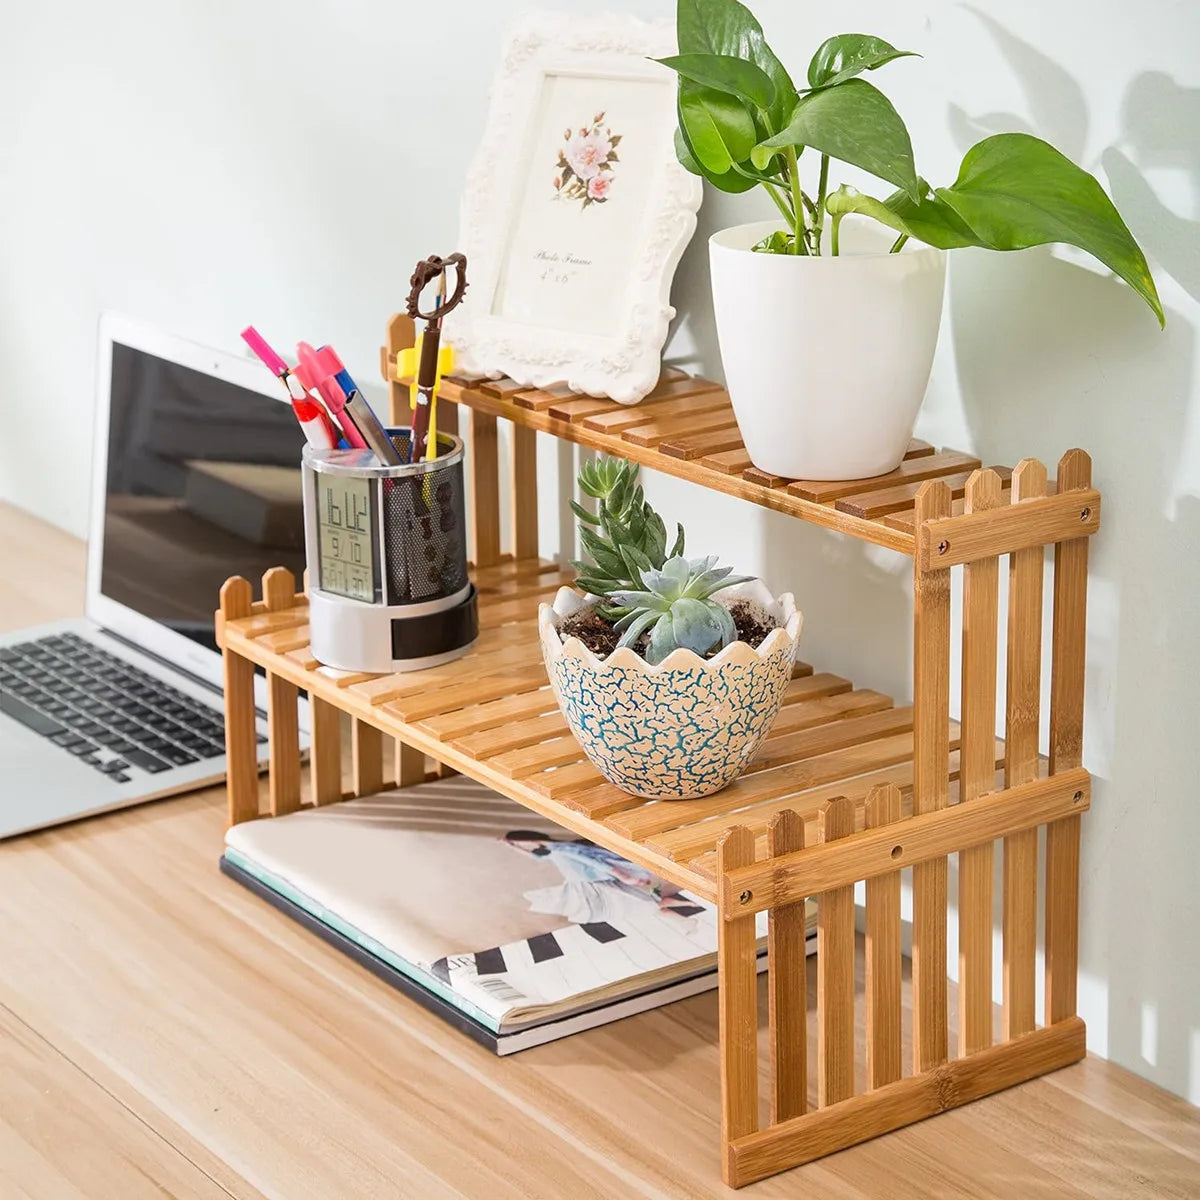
222, 777, 816, 1053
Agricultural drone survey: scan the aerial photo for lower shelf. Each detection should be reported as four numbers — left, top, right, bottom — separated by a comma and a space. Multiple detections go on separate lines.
218, 556, 993, 901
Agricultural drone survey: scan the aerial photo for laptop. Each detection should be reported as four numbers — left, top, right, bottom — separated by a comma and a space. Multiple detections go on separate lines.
0, 313, 311, 838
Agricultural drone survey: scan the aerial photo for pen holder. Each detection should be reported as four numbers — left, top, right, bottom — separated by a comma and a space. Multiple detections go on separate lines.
302, 430, 478, 673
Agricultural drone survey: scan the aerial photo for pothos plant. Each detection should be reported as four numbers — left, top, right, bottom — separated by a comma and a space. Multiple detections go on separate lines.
655, 0, 1163, 325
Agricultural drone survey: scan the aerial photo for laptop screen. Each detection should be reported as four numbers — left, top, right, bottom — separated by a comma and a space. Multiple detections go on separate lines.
100, 342, 308, 653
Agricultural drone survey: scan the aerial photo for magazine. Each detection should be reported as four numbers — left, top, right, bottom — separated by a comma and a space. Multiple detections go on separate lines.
223, 777, 816, 1050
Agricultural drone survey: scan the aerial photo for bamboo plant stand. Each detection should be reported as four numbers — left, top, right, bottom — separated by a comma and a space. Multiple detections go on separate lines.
217, 323, 1099, 1188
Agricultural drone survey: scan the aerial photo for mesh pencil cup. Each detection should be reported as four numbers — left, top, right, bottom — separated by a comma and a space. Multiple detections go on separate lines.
302, 430, 478, 673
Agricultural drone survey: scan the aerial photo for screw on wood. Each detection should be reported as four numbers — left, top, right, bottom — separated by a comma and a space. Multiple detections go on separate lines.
937, 540, 950, 555
1080, 507, 1091, 521
1073, 790, 1083, 802
738, 889, 753, 904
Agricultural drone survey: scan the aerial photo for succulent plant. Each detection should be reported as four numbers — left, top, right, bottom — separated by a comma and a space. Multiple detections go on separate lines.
570, 457, 684, 614
607, 555, 756, 664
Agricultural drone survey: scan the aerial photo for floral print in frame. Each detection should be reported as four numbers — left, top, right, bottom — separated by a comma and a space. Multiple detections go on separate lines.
555, 112, 621, 208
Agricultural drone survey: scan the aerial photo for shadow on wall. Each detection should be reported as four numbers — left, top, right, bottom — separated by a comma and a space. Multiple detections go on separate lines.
945, 14, 1200, 1101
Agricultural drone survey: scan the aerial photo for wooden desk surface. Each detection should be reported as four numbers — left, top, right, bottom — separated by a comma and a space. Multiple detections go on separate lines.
1, 500, 1197, 1199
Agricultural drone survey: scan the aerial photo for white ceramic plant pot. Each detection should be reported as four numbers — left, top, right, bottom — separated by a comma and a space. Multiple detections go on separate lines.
538, 581, 803, 800
709, 219, 947, 481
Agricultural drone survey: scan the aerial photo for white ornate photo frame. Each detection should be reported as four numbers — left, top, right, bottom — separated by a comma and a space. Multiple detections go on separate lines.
454, 13, 702, 404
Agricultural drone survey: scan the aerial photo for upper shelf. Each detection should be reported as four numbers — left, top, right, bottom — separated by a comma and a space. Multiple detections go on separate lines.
430, 369, 1045, 557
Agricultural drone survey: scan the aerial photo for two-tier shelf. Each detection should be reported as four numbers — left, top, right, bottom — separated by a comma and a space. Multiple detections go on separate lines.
217, 314, 1098, 1187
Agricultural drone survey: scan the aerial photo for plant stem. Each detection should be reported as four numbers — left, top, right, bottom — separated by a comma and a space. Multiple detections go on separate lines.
889, 233, 909, 253
830, 211, 843, 257
784, 147, 809, 255
813, 154, 829, 254
763, 181, 794, 226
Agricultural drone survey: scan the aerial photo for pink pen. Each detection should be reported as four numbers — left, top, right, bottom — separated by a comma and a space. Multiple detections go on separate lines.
293, 342, 368, 450
240, 326, 337, 449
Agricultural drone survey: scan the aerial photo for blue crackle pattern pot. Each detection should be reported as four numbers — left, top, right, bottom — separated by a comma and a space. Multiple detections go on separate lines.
538, 582, 802, 800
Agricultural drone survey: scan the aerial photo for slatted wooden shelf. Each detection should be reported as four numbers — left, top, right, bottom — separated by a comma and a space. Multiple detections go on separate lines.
415, 367, 1095, 558
218, 319, 1101, 1189
219, 557, 992, 902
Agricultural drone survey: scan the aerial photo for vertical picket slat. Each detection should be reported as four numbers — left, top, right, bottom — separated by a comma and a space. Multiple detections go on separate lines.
717, 826, 758, 1184
511, 425, 539, 562
262, 568, 301, 817
309, 697, 342, 806
219, 576, 258, 826
912, 479, 952, 1071
1046, 449, 1091, 1024
817, 796, 856, 1107
767, 809, 806, 1123
470, 409, 502, 569
865, 783, 902, 1089
958, 470, 1002, 1055
394, 739, 426, 788
352, 720, 385, 798
384, 313, 416, 426
1004, 458, 1047, 1039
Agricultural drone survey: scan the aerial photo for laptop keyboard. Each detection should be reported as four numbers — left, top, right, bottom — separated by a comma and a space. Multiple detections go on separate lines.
0, 632, 254, 783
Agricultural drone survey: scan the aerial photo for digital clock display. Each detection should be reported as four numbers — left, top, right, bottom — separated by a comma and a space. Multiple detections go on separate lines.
316, 476, 377, 602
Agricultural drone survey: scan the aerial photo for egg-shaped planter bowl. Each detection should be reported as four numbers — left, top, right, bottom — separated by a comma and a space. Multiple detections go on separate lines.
538, 581, 803, 800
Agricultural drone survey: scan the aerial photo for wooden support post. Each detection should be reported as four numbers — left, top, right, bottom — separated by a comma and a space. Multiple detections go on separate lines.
912, 479, 952, 1071
352, 720, 385, 797
1046, 449, 1091, 1023
817, 796, 855, 1107
1004, 458, 1047, 1039
309, 697, 342, 806
383, 313, 416, 426
717, 825, 758, 1185
767, 809, 806, 1123
511, 425, 538, 563
219, 576, 258, 826
865, 783, 902, 1089
958, 470, 1002, 1055
262, 568, 301, 817
469, 408, 502, 569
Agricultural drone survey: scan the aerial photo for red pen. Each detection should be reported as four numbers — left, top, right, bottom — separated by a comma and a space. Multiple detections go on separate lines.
241, 326, 338, 449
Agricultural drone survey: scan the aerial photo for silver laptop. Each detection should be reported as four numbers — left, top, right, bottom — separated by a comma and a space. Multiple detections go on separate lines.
0, 313, 311, 838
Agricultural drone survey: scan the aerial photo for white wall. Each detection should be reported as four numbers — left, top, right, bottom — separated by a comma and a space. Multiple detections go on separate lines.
2, 1, 1198, 1103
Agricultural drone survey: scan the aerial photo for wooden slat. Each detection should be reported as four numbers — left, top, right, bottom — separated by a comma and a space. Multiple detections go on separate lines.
622, 406, 737, 449
452, 710, 568, 759
746, 705, 914, 776
477, 376, 533, 400
788, 451, 982, 504
958, 470, 1003, 1056
578, 379, 720, 432
1003, 459, 1047, 1040
912, 479, 952, 1072
581, 388, 728, 434
469, 408, 501, 568
835, 466, 1013, 519
659, 423, 744, 461
417, 688, 560, 739
309, 696, 342, 806
394, 738, 426, 787
779, 672, 852, 704
865, 783, 902, 1089
546, 396, 616, 421
352, 720, 385, 797
743, 466, 789, 488
511, 381, 576, 410
716, 826, 758, 1184
767, 810, 806, 1124
490, 736, 586, 780
720, 769, 1089, 916
919, 487, 1100, 569
219, 576, 258, 826
766, 688, 892, 738
528, 757, 604, 799
1046, 449, 1091, 1025
262, 568, 300, 818
386, 664, 551, 723
699, 448, 753, 475
727, 1018, 1088, 1187
817, 797, 856, 1107
511, 425, 538, 561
